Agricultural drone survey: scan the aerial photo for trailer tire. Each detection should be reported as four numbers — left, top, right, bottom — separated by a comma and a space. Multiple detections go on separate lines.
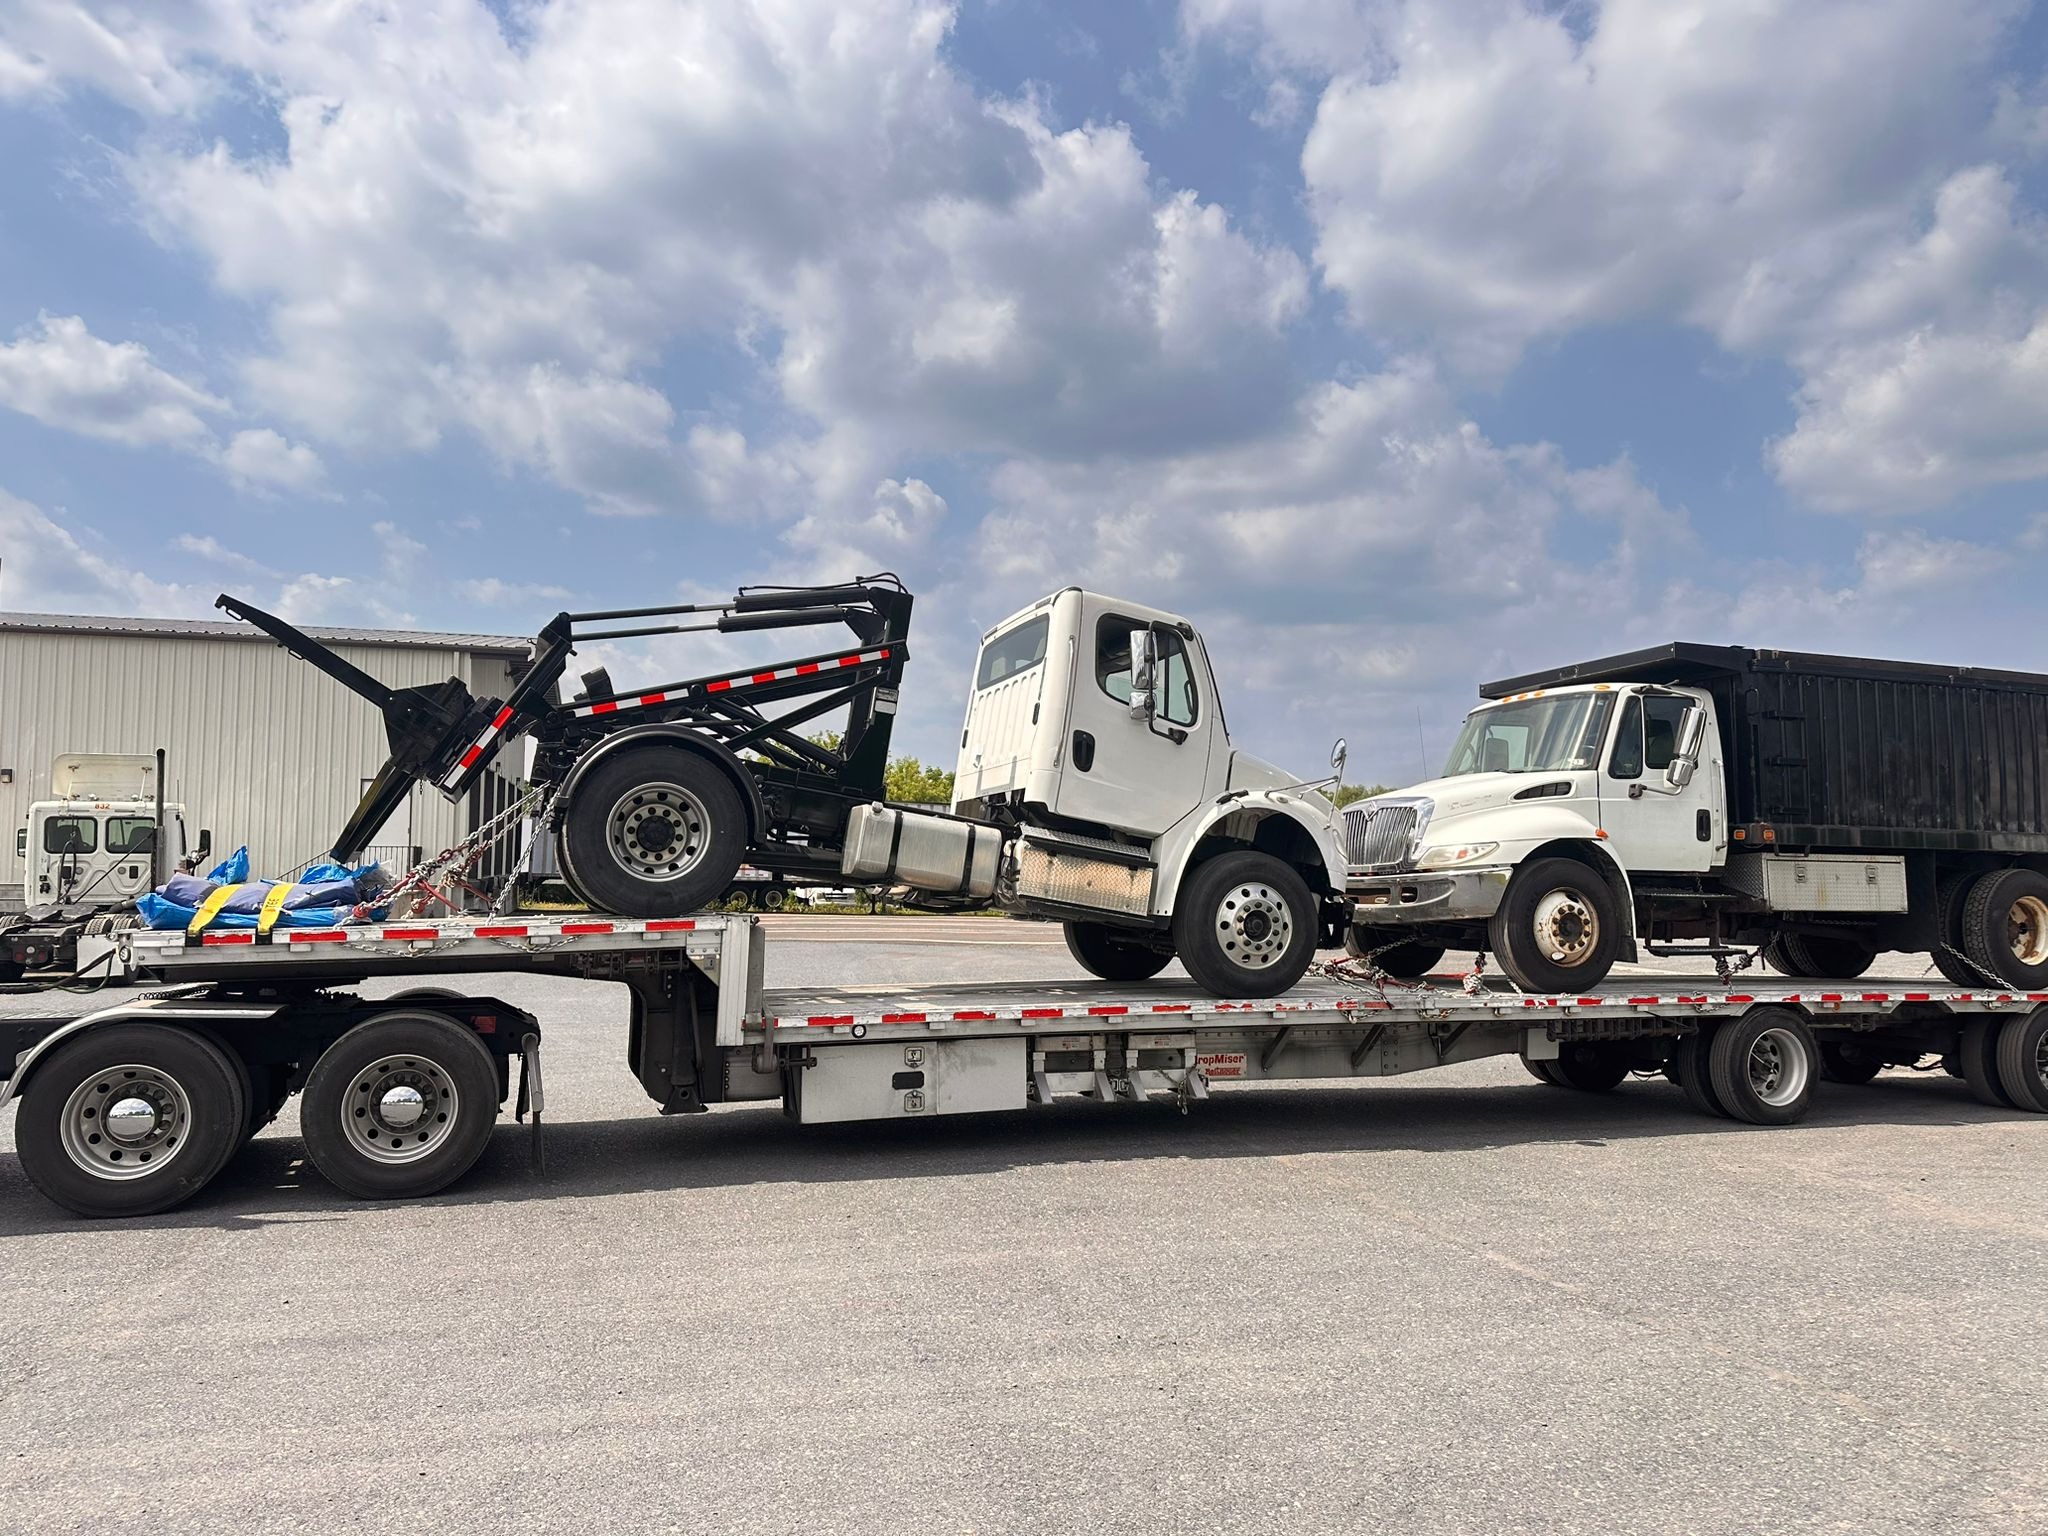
1548, 1041, 1630, 1092
1171, 851, 1317, 998
1064, 922, 1174, 982
1343, 927, 1445, 978
1488, 858, 1621, 993
1708, 1008, 1817, 1126
758, 885, 787, 913
1818, 1039, 1885, 1085
1993, 1008, 2048, 1113
1956, 1017, 2016, 1109
1961, 867, 2048, 990
557, 746, 747, 918
1930, 873, 1982, 986
14, 1023, 246, 1218
301, 1011, 500, 1201
1674, 1025, 1730, 1118
1521, 1056, 1561, 1085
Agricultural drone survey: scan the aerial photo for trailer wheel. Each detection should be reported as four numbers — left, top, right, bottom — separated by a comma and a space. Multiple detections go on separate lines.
1171, 851, 1317, 998
1770, 933, 1877, 980
1818, 1039, 1885, 1085
1064, 922, 1174, 982
1488, 857, 1621, 993
1343, 927, 1446, 978
1521, 1056, 1561, 1085
1547, 1042, 1629, 1092
1708, 1008, 1818, 1126
557, 746, 746, 917
1674, 1025, 1730, 1118
758, 885, 788, 913
1930, 873, 1982, 986
1993, 1008, 2048, 1112
1956, 1017, 2016, 1109
300, 1011, 500, 1201
1961, 868, 2048, 990
14, 1024, 246, 1218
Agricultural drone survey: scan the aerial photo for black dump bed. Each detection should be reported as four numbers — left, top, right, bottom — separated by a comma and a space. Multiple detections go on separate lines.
1484, 643, 2048, 853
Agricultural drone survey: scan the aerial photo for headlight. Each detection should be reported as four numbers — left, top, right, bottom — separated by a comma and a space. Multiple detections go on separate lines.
1415, 841, 1499, 870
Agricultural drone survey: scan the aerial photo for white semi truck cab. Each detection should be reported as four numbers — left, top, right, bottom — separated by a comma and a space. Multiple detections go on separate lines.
951, 588, 1348, 996
2, 754, 209, 981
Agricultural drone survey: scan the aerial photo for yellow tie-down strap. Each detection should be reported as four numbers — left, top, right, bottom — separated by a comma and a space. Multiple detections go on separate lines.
256, 881, 296, 936
186, 881, 249, 936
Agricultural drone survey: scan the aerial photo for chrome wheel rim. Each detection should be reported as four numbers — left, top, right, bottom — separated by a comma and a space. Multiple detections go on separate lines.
2006, 896, 2048, 966
1531, 888, 1599, 967
59, 1064, 191, 1181
605, 782, 711, 883
1747, 1027, 1810, 1107
1215, 881, 1294, 972
344, 1055, 460, 1166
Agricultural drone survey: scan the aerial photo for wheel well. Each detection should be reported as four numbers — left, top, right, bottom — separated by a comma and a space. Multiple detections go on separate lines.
1185, 811, 1335, 895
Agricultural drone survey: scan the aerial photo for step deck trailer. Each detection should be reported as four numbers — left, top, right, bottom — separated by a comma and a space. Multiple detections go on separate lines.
4, 915, 2048, 1217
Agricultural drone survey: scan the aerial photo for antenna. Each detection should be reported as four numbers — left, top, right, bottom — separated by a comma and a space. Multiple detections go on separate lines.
1416, 706, 1428, 780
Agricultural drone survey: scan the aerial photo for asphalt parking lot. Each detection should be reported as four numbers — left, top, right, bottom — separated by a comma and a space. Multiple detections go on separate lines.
4, 918, 2047, 1534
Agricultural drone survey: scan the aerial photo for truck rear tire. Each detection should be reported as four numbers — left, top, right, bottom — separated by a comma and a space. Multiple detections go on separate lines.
1488, 858, 1621, 993
1707, 1007, 1818, 1126
1769, 933, 1877, 979
1171, 851, 1318, 998
1956, 1017, 2016, 1109
1993, 1008, 2048, 1112
1063, 922, 1173, 982
1930, 873, 1982, 986
1343, 927, 1445, 978
14, 1023, 246, 1218
557, 745, 747, 917
1961, 868, 2048, 990
300, 1011, 500, 1201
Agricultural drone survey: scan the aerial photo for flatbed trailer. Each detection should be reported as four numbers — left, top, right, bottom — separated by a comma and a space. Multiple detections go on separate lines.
4, 914, 2048, 1217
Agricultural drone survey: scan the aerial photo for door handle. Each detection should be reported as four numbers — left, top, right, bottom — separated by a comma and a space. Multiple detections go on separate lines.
1072, 730, 1096, 772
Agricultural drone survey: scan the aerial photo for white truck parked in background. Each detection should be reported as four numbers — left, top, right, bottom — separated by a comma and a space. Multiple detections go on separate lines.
948, 588, 1349, 997
1, 754, 209, 982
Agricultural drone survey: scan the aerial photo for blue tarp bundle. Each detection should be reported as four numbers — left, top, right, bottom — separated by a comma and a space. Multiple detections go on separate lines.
135, 846, 392, 932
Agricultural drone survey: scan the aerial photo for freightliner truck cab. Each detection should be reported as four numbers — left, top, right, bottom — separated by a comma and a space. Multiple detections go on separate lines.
953, 588, 1349, 997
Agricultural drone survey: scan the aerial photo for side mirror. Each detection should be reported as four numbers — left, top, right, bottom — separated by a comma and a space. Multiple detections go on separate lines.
1665, 705, 1707, 790
1330, 737, 1348, 782
1127, 628, 1158, 721
195, 829, 213, 860
13, 828, 23, 858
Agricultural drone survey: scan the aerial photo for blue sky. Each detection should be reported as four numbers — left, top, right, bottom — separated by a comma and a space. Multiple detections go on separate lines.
3, 0, 2048, 787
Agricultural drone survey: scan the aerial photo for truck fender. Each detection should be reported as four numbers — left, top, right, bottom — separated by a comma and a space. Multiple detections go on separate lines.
1158, 794, 1347, 906
0, 999, 287, 1115
552, 724, 767, 836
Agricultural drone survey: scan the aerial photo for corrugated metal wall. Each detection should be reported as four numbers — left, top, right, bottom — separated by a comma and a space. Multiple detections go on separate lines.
0, 630, 521, 902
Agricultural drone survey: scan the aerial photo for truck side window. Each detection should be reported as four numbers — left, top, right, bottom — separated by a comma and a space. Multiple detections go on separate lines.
107, 816, 157, 854
1643, 696, 1690, 772
44, 815, 98, 854
1097, 616, 1198, 727
974, 614, 1050, 688
1608, 697, 1644, 779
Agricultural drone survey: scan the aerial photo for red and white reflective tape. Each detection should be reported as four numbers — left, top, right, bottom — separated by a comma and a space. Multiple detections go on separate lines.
440, 704, 519, 789
568, 648, 893, 719
182, 917, 704, 948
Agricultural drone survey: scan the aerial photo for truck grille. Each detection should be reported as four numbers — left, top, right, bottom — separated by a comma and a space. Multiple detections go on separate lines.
1343, 802, 1421, 871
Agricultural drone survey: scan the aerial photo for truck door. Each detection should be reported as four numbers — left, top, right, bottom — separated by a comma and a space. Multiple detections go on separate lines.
1049, 599, 1215, 838
1597, 689, 1721, 874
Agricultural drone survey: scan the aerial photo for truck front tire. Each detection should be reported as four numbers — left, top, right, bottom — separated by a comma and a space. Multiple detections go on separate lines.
1960, 868, 2048, 990
301, 1011, 501, 1201
1488, 858, 1621, 993
14, 1023, 246, 1218
1064, 922, 1173, 983
557, 745, 747, 917
1171, 851, 1318, 998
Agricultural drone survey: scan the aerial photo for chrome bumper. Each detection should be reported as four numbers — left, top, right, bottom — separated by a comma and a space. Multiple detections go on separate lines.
1345, 865, 1512, 924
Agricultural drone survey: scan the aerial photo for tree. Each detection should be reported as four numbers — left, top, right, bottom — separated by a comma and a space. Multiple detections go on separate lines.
1331, 782, 1391, 808
803, 731, 954, 805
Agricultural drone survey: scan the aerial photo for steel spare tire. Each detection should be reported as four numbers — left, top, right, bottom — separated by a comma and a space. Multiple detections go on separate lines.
1171, 850, 1318, 998
1487, 857, 1622, 993
557, 745, 747, 917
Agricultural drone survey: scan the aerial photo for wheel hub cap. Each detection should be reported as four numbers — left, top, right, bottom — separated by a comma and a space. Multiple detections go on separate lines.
1531, 889, 1598, 966
58, 1065, 190, 1181
345, 1057, 459, 1166
607, 783, 710, 883
1216, 883, 1293, 972
1747, 1027, 1811, 1107
2006, 896, 2048, 966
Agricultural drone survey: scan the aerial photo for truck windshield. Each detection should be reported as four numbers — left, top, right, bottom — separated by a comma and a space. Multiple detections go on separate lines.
1443, 693, 1615, 777
975, 615, 1049, 689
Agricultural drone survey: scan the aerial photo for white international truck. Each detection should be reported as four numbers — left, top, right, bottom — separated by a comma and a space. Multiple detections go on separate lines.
1, 754, 210, 983
4, 912, 2048, 1218
1341, 644, 2048, 996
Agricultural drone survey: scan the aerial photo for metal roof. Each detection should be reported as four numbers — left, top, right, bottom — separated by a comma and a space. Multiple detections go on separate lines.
0, 610, 530, 657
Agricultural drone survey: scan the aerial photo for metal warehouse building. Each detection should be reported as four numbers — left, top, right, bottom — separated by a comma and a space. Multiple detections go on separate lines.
0, 612, 530, 905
